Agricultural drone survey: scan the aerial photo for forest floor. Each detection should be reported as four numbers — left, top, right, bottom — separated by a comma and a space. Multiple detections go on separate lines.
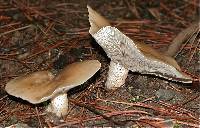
0, 0, 199, 127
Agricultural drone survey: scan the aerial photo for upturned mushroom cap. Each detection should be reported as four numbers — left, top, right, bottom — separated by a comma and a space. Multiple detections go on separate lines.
87, 5, 110, 35
135, 42, 181, 71
5, 60, 101, 104
88, 6, 192, 83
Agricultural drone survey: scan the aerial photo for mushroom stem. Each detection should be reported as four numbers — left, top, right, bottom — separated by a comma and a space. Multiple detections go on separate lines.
106, 61, 129, 90
46, 93, 68, 117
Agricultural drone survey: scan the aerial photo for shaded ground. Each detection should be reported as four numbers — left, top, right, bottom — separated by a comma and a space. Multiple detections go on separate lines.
0, 0, 199, 127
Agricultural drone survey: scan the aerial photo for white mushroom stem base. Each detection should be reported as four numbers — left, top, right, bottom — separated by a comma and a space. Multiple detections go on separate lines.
106, 61, 129, 90
46, 93, 68, 117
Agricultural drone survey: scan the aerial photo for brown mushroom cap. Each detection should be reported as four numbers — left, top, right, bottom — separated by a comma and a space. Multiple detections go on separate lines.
5, 60, 101, 104
5, 71, 54, 103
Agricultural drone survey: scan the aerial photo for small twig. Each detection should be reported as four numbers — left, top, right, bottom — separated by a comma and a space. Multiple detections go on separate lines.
176, 95, 200, 107
176, 120, 200, 128
165, 22, 199, 57
0, 95, 7, 101
46, 121, 53, 128
56, 109, 149, 127
0, 24, 33, 37
0, 22, 21, 29
124, 0, 141, 18
98, 98, 199, 122
35, 107, 43, 128
71, 100, 124, 126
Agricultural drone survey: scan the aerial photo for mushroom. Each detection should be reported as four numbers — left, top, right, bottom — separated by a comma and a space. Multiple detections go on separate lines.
88, 6, 192, 90
5, 60, 101, 117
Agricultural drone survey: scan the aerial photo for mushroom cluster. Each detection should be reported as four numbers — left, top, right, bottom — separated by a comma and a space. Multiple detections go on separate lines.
5, 60, 101, 117
88, 6, 192, 90
5, 6, 193, 119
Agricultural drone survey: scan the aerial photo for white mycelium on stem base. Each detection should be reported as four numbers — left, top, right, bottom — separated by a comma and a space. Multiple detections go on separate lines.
88, 6, 192, 90
46, 93, 68, 117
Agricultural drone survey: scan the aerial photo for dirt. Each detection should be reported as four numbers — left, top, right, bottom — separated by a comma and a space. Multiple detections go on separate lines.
0, 0, 199, 127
